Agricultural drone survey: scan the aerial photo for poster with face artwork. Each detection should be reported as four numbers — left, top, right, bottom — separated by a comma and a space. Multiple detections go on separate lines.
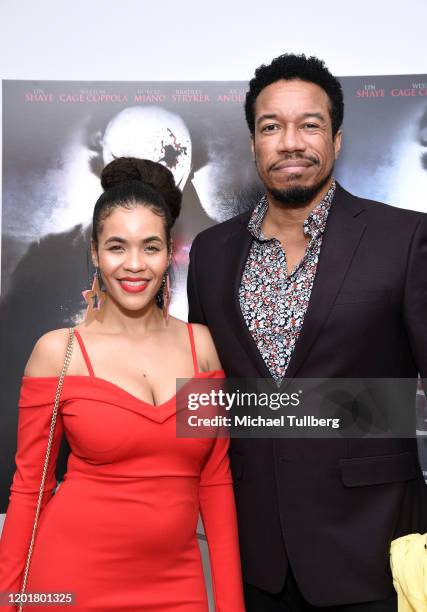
1, 76, 427, 511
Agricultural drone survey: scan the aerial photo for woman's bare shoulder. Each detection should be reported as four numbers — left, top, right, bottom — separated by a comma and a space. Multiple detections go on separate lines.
24, 328, 71, 377
190, 323, 222, 372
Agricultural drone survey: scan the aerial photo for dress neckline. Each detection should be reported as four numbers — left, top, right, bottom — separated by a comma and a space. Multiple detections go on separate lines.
22, 323, 224, 411
22, 370, 225, 410
69, 322, 215, 407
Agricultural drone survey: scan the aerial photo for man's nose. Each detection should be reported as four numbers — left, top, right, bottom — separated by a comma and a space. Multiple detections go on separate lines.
277, 125, 306, 153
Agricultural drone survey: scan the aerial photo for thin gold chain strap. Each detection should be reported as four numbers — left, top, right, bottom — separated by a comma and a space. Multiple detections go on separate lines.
18, 327, 75, 612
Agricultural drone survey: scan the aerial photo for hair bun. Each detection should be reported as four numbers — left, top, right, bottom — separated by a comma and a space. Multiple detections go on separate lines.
101, 157, 182, 223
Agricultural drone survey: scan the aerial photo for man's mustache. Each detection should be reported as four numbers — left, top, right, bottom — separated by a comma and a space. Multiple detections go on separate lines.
269, 155, 319, 172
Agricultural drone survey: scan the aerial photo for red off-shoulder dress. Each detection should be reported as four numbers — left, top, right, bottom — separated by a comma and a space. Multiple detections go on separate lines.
0, 324, 245, 611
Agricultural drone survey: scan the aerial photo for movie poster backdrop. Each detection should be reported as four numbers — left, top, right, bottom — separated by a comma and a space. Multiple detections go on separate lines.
1, 76, 427, 516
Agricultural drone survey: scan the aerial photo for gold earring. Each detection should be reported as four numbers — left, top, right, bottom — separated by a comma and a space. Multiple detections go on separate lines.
82, 267, 105, 320
161, 272, 171, 323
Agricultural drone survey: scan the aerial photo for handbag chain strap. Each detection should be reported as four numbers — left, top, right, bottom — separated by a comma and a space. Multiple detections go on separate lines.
18, 327, 75, 612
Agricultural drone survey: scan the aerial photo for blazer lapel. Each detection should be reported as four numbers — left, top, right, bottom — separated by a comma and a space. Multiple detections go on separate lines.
284, 184, 367, 380
222, 216, 272, 378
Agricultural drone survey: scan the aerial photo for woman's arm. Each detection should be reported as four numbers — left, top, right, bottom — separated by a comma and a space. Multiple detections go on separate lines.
191, 324, 222, 373
199, 435, 245, 611
190, 324, 245, 609
24, 328, 72, 377
0, 330, 69, 600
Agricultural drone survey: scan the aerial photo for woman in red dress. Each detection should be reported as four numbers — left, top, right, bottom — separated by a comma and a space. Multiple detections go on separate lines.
0, 157, 245, 611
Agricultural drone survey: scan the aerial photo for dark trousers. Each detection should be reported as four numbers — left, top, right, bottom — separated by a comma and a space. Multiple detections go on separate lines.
244, 568, 397, 612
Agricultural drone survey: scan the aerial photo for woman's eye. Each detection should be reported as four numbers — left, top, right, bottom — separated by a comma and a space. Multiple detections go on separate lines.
108, 245, 124, 251
145, 246, 160, 253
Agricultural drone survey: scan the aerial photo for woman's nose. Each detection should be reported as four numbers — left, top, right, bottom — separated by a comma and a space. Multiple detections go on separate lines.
124, 250, 147, 272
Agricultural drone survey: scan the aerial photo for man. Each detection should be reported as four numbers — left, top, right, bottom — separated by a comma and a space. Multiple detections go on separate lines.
188, 54, 427, 611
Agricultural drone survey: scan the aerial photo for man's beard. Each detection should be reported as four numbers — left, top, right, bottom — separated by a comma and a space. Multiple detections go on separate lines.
269, 169, 333, 209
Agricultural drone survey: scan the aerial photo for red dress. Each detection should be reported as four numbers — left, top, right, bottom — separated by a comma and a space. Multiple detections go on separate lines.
0, 324, 245, 611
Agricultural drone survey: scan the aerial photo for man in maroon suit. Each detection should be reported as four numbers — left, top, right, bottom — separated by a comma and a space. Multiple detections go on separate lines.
188, 53, 427, 611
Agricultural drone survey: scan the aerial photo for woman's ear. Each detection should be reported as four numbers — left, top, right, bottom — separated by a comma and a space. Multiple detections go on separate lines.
168, 239, 174, 265
90, 240, 99, 268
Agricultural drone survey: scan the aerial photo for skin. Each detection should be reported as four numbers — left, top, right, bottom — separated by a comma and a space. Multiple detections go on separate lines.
252, 78, 342, 273
25, 204, 221, 406
91, 206, 172, 323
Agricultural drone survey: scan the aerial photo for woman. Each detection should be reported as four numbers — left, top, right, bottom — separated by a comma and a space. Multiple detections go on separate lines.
0, 157, 245, 611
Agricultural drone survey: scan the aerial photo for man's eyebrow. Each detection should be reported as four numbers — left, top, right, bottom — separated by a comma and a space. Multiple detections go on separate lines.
256, 111, 327, 125
256, 113, 278, 125
300, 112, 326, 122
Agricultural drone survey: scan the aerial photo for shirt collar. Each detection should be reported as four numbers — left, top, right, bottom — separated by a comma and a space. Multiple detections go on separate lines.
247, 179, 336, 242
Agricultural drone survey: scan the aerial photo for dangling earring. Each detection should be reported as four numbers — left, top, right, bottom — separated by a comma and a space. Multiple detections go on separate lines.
82, 267, 105, 320
161, 272, 171, 323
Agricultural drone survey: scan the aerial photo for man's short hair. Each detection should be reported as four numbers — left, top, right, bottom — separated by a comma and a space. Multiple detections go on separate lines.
245, 53, 344, 138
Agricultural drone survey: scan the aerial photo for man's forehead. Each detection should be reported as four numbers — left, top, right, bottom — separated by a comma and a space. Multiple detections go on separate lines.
255, 79, 331, 113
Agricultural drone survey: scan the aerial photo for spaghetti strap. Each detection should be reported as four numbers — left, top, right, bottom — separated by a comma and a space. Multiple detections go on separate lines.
73, 328, 95, 377
186, 323, 199, 376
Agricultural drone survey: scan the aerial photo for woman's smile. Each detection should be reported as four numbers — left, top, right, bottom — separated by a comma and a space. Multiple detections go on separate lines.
118, 277, 150, 293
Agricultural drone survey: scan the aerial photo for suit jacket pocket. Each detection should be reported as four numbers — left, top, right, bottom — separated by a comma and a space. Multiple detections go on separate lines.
229, 452, 244, 481
340, 452, 417, 487
334, 288, 392, 305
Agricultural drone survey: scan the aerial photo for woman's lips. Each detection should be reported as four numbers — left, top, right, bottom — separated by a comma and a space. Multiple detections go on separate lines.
118, 279, 149, 293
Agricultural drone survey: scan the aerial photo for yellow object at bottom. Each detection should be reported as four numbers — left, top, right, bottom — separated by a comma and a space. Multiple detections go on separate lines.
390, 533, 427, 611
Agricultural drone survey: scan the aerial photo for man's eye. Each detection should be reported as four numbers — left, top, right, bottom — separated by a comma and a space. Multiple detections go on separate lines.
262, 124, 279, 132
303, 123, 319, 129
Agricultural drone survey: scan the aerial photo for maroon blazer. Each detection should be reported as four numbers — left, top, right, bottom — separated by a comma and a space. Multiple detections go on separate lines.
187, 182, 427, 607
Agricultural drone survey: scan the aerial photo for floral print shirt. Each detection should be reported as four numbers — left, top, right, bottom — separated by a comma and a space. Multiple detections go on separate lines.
239, 180, 336, 384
